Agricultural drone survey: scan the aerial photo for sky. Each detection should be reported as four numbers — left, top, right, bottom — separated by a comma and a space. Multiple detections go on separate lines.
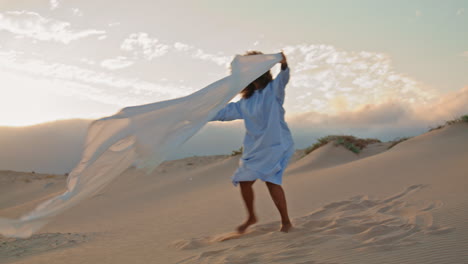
0, 0, 467, 127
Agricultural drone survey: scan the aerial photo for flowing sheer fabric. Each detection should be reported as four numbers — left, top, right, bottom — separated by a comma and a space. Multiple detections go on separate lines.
0, 53, 282, 238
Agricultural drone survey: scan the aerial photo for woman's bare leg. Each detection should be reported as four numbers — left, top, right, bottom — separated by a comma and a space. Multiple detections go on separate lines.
265, 182, 292, 232
237, 181, 257, 233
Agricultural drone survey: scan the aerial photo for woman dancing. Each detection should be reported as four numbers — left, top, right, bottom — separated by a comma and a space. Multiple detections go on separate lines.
211, 51, 294, 233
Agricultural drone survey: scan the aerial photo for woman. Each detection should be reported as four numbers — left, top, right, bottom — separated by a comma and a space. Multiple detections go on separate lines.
211, 51, 294, 233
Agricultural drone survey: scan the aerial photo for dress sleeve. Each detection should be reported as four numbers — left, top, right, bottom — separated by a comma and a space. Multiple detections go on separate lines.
271, 67, 290, 104
210, 101, 243, 121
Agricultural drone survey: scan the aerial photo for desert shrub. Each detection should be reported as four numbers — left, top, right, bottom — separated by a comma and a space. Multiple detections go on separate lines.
429, 114, 468, 131
303, 136, 333, 155
336, 138, 361, 153
304, 135, 381, 155
446, 114, 468, 125
231, 147, 243, 156
428, 125, 444, 132
388, 137, 411, 150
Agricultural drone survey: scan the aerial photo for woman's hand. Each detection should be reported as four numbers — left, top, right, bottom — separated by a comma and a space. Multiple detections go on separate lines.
280, 51, 288, 70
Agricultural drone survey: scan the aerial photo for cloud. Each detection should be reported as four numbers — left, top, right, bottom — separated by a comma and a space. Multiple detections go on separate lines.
191, 49, 231, 66
120, 35, 231, 65
457, 8, 465, 16
172, 41, 231, 66
121, 32, 169, 60
76, 41, 438, 113
281, 44, 436, 114
414, 86, 468, 121
0, 11, 105, 44
71, 8, 83, 17
174, 42, 193, 52
286, 85, 468, 141
100, 56, 134, 70
0, 50, 193, 106
50, 0, 59, 10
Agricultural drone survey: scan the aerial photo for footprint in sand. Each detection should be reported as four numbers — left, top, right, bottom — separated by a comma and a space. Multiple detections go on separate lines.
174, 185, 453, 264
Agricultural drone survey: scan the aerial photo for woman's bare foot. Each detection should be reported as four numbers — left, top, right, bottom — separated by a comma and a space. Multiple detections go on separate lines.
236, 217, 257, 234
280, 222, 293, 233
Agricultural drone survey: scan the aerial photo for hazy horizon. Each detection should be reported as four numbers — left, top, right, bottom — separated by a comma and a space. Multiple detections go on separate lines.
1, 105, 467, 174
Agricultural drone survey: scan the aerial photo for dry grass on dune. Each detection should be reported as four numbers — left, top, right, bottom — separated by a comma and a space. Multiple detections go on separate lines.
429, 114, 468, 132
303, 114, 468, 155
387, 137, 411, 150
304, 135, 381, 155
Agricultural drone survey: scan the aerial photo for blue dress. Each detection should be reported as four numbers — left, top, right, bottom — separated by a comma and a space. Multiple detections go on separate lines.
211, 67, 294, 186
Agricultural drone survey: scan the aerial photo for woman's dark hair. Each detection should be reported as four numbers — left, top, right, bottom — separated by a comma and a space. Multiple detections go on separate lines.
240, 51, 273, 99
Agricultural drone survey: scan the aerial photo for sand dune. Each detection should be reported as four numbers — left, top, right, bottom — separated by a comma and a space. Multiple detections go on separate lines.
0, 123, 467, 263
287, 141, 391, 174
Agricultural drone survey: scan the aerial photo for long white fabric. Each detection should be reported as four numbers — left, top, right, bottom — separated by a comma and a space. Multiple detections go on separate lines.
0, 53, 282, 238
